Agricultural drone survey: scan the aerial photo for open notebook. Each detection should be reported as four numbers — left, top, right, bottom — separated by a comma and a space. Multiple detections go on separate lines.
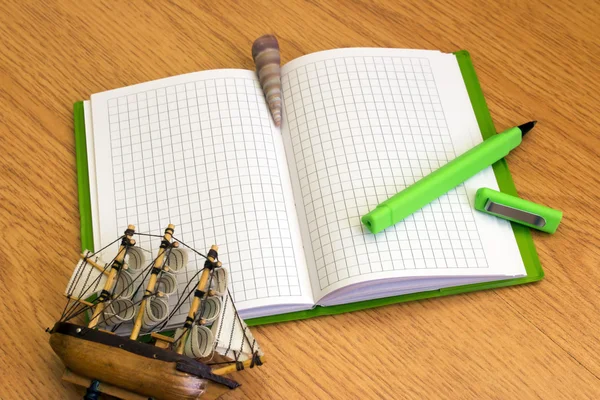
76, 48, 542, 328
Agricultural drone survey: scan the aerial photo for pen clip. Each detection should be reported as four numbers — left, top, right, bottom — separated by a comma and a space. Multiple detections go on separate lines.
484, 200, 546, 227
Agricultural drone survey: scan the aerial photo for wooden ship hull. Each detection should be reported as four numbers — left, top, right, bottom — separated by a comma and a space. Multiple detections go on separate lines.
49, 322, 238, 400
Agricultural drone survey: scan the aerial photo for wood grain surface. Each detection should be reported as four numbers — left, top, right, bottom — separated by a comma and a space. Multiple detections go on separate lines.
1, 0, 599, 399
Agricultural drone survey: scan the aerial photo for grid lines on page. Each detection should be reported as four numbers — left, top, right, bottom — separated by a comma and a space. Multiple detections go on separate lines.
282, 56, 488, 290
107, 77, 301, 315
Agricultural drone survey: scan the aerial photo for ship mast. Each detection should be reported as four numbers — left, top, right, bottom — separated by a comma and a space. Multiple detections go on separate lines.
129, 224, 175, 340
88, 225, 136, 328
175, 244, 221, 354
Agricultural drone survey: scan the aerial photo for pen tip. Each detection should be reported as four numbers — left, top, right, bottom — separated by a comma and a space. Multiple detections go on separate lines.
518, 121, 537, 136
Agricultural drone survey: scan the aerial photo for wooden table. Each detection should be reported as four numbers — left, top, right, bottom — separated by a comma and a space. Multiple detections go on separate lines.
1, 0, 599, 398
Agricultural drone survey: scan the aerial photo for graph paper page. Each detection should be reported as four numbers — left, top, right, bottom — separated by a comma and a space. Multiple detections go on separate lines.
88, 69, 313, 321
279, 49, 527, 301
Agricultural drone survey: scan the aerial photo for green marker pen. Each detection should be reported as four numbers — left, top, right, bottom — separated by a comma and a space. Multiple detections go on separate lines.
361, 121, 537, 234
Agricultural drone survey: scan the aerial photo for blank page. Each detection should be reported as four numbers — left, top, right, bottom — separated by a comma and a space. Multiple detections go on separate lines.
279, 49, 527, 301
87, 69, 313, 321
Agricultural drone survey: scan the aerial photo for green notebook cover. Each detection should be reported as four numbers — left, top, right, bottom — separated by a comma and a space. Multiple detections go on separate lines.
73, 50, 543, 327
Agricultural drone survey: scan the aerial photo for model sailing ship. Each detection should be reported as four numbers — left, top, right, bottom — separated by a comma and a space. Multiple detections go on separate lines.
48, 224, 265, 400
48, 34, 284, 400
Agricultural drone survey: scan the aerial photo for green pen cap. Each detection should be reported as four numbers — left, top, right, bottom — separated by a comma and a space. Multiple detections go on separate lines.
474, 188, 562, 234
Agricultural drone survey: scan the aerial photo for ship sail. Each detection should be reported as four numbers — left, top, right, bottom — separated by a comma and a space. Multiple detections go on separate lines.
156, 271, 178, 296
65, 254, 107, 300
133, 244, 190, 332
210, 267, 229, 295
142, 296, 170, 330
183, 325, 214, 358
103, 298, 136, 325
199, 297, 221, 322
179, 264, 262, 363
211, 291, 262, 361
65, 250, 142, 303
163, 247, 188, 271
112, 269, 135, 300
124, 246, 147, 271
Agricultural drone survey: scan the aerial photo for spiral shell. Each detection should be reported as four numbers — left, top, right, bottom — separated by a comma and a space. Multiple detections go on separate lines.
252, 34, 282, 127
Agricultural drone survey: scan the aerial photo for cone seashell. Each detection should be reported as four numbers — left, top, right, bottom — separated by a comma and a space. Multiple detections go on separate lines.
252, 34, 282, 127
